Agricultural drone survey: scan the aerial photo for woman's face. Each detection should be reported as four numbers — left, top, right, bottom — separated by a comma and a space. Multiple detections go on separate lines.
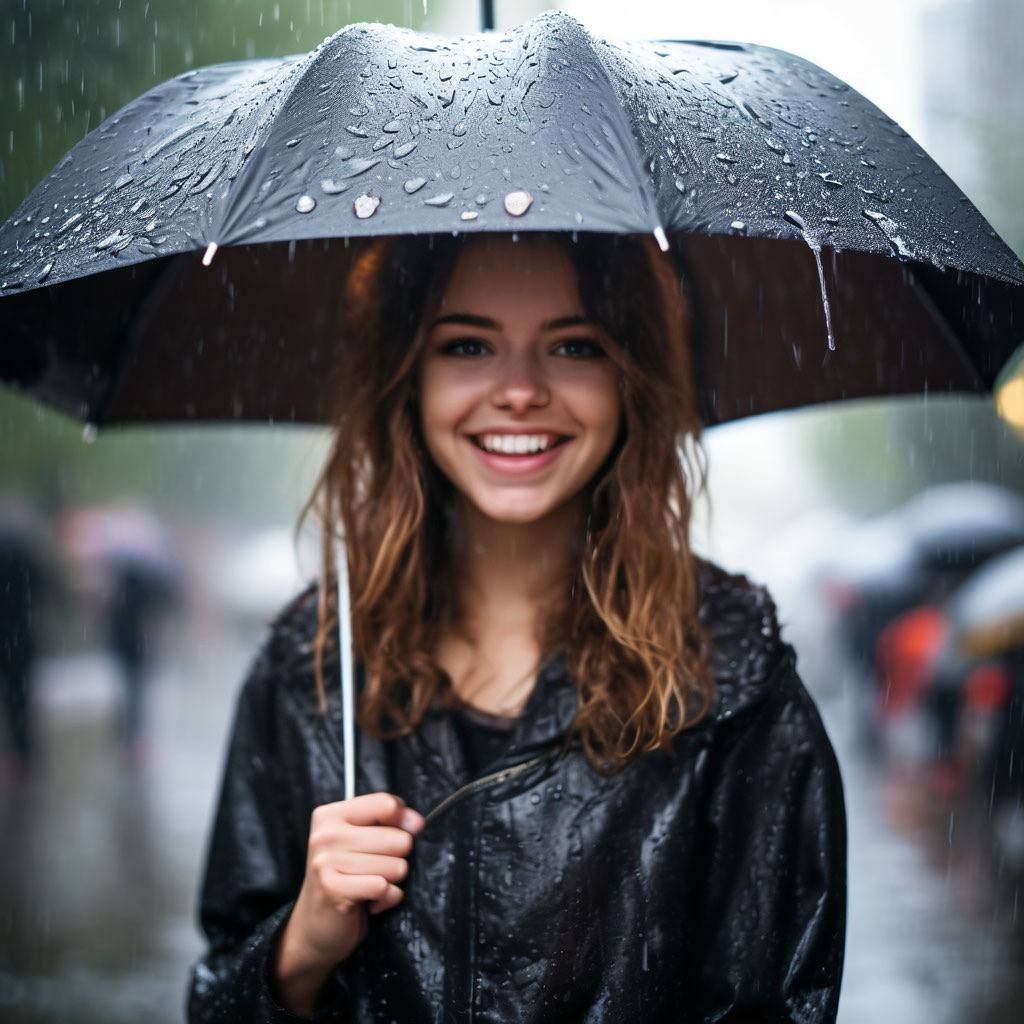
417, 236, 622, 526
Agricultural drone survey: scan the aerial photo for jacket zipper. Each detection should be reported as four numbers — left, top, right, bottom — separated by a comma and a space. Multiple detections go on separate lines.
422, 745, 563, 827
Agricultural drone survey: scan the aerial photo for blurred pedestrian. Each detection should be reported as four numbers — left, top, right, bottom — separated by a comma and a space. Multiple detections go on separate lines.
0, 529, 46, 780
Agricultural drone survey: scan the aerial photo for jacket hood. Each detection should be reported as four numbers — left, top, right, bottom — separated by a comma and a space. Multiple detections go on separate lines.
268, 554, 787, 768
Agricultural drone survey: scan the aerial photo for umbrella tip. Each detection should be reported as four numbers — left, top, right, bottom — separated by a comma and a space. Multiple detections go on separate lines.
653, 226, 669, 253
201, 241, 219, 267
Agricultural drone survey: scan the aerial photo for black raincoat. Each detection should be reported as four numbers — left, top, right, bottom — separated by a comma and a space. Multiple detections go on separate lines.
188, 557, 847, 1022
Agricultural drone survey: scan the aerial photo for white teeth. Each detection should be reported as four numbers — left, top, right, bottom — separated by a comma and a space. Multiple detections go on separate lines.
478, 434, 557, 454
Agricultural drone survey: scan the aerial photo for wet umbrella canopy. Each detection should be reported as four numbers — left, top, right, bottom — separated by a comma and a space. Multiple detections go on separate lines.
0, 11, 1022, 427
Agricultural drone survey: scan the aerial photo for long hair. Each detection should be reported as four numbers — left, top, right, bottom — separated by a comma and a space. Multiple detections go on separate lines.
298, 231, 713, 774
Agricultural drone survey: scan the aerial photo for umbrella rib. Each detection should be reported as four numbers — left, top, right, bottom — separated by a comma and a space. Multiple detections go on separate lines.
211, 30, 355, 246
903, 266, 986, 391
568, 22, 667, 245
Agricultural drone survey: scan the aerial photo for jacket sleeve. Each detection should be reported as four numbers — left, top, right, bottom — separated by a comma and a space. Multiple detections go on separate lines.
697, 648, 847, 1023
186, 632, 351, 1023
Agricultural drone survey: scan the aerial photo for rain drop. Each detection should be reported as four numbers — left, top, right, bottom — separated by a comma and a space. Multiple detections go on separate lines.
503, 190, 533, 217
37, 261, 53, 282
113, 172, 133, 190
729, 220, 747, 235
424, 193, 454, 207
460, 211, 479, 221
320, 179, 348, 195
393, 141, 419, 158
353, 194, 381, 219
715, 153, 737, 164
344, 157, 381, 177
404, 177, 427, 194
295, 195, 317, 214
81, 423, 98, 444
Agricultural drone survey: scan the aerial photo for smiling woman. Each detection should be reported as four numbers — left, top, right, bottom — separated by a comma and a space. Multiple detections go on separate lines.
188, 231, 847, 1023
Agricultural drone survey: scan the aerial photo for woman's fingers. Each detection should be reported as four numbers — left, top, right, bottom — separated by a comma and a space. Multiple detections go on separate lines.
367, 884, 405, 916
333, 851, 409, 883
323, 792, 425, 833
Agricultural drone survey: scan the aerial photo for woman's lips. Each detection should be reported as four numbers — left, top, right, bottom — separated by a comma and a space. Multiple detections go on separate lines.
467, 436, 571, 474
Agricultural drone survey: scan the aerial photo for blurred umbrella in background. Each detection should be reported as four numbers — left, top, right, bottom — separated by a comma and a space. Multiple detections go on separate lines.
59, 503, 179, 588
895, 482, 1024, 572
947, 545, 1024, 660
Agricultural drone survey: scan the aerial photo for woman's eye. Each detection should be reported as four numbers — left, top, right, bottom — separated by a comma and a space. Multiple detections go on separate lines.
440, 338, 489, 357
553, 338, 605, 359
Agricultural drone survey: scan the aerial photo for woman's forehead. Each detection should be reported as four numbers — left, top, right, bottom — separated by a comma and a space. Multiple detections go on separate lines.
438, 235, 583, 312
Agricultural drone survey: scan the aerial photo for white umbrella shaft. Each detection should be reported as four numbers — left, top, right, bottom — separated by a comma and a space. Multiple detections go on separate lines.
335, 537, 356, 801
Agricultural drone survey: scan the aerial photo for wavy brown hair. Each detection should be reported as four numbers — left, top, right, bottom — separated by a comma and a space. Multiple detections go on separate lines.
299, 230, 713, 774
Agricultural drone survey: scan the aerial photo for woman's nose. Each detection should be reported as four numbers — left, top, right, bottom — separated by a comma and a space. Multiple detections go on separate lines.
490, 351, 550, 411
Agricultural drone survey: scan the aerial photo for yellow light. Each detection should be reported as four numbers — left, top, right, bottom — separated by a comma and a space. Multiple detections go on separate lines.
996, 376, 1024, 429
995, 345, 1024, 434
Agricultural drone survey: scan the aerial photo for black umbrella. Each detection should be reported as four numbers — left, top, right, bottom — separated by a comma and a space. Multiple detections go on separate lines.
1, 12, 1022, 428
2, 12, 1023, 797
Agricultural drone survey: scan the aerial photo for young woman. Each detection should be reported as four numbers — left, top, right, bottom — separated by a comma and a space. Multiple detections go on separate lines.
188, 231, 847, 1022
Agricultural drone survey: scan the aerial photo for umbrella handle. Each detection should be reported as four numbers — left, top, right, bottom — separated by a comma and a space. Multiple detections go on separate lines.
335, 536, 357, 802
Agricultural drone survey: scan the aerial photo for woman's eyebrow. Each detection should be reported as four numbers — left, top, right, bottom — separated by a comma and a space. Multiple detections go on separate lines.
428, 313, 591, 331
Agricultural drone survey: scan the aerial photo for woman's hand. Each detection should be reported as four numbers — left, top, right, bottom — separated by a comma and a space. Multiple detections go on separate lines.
272, 792, 425, 1014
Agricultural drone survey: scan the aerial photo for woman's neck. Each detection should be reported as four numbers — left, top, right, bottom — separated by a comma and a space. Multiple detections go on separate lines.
450, 495, 582, 641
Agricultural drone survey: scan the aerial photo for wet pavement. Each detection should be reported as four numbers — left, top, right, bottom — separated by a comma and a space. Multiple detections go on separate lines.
1, 624, 1023, 1022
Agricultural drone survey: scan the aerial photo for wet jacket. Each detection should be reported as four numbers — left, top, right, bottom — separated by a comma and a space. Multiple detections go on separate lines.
188, 557, 847, 1023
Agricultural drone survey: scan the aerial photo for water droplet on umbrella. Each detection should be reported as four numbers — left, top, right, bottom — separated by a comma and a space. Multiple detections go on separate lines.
729, 220, 747, 235
404, 177, 427, 194
460, 211, 479, 221
424, 193, 454, 207
716, 153, 737, 164
344, 156, 381, 177
817, 172, 844, 189
719, 71, 739, 84
94, 229, 130, 251
393, 141, 418, 158
286, 138, 301, 148
383, 119, 402, 133
201, 241, 218, 266
37, 261, 53, 282
113, 173, 133, 190
504, 190, 533, 216
863, 209, 915, 258
335, 144, 354, 159
296, 195, 317, 214
321, 178, 348, 195
475, 194, 488, 206
452, 121, 467, 137
354, 194, 381, 218
346, 125, 368, 137
785, 211, 835, 352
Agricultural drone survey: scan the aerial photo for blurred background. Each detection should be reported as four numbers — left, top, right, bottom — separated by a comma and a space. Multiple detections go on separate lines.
1, 1, 1023, 1021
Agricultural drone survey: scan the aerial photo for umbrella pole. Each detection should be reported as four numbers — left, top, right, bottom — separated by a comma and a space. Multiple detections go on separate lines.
335, 535, 357, 802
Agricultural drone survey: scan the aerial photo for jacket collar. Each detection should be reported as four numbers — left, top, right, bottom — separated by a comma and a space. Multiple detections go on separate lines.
278, 555, 787, 782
